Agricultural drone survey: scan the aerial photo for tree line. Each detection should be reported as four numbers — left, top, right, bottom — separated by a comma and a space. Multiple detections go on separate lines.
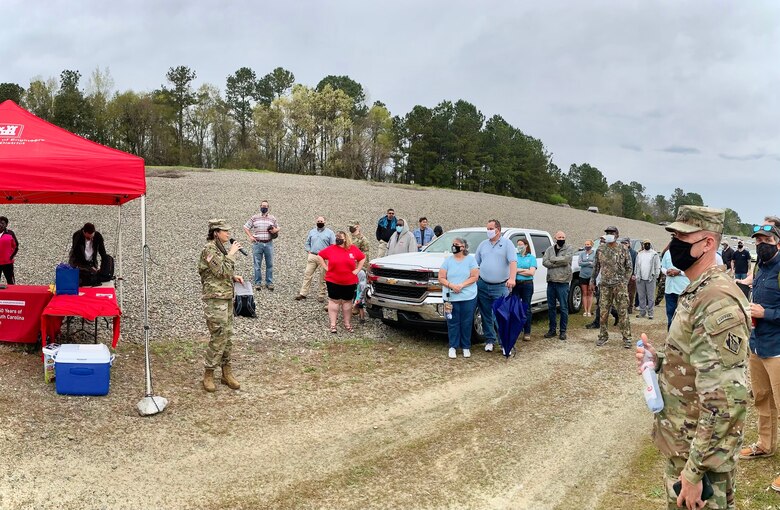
0, 66, 750, 234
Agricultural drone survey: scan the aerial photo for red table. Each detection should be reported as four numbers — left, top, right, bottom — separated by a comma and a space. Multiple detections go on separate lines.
41, 287, 121, 348
0, 285, 54, 343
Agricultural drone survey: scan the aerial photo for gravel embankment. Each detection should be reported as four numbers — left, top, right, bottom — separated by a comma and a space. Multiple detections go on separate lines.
3, 169, 676, 344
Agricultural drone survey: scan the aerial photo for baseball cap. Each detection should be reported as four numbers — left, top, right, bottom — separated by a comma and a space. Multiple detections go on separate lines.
348, 220, 360, 229
642, 238, 651, 244
605, 225, 619, 234
665, 205, 724, 234
208, 218, 232, 231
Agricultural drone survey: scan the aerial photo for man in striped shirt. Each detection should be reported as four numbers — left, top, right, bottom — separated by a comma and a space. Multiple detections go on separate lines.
243, 200, 280, 291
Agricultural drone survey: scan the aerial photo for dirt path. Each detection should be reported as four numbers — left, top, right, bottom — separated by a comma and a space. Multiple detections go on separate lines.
0, 319, 664, 510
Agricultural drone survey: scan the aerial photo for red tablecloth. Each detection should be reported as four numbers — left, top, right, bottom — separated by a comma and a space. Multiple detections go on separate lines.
41, 287, 121, 347
0, 285, 54, 343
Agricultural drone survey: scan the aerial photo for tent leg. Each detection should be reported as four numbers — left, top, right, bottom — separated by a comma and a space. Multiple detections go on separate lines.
117, 205, 123, 311
137, 194, 168, 416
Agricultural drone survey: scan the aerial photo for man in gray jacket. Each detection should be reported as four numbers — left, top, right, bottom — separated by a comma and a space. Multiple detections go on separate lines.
542, 231, 575, 340
634, 238, 660, 319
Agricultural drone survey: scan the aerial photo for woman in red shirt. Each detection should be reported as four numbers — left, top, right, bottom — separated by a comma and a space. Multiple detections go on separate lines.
316, 231, 366, 333
0, 216, 19, 285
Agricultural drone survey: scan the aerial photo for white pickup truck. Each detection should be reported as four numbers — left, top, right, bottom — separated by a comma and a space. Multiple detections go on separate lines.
365, 228, 584, 340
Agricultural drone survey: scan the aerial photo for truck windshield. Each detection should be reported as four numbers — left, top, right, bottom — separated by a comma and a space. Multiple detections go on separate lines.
424, 231, 490, 253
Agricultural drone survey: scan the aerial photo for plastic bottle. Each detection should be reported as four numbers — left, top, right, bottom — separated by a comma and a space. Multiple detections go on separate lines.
637, 340, 664, 413
444, 290, 453, 320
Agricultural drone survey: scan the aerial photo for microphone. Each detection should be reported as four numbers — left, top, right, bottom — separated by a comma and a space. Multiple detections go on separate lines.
229, 238, 248, 256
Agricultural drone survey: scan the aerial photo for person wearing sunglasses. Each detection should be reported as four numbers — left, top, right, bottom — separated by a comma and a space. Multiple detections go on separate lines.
438, 238, 479, 358
738, 221, 780, 492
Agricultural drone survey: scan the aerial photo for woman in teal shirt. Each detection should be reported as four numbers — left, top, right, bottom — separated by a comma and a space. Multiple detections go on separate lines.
512, 238, 537, 341
438, 237, 479, 359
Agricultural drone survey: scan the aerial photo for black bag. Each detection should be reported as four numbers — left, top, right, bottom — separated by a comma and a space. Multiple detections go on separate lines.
99, 254, 115, 283
268, 225, 279, 240
234, 294, 257, 318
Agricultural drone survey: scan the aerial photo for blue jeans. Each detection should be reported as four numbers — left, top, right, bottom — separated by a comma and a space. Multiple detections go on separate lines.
546, 282, 570, 333
477, 278, 509, 344
512, 282, 534, 334
447, 298, 477, 349
665, 293, 679, 330
252, 241, 274, 286
735, 273, 747, 280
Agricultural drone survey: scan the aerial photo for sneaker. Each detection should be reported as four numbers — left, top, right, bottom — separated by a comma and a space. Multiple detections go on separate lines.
484, 343, 494, 352
448, 348, 457, 359
772, 474, 780, 492
267, 284, 274, 291
623, 338, 631, 349
739, 443, 772, 460
463, 349, 471, 358
596, 337, 608, 346
648, 316, 653, 320
543, 331, 557, 339
636, 314, 644, 319
522, 335, 531, 341
294, 294, 307, 301
255, 285, 263, 291
585, 322, 599, 330
559, 333, 567, 341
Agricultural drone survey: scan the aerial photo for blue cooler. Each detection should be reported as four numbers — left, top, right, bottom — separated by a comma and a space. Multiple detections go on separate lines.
55, 264, 80, 295
55, 344, 114, 396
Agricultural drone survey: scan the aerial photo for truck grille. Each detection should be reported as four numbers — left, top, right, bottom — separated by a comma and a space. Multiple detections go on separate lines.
371, 267, 432, 282
373, 283, 427, 300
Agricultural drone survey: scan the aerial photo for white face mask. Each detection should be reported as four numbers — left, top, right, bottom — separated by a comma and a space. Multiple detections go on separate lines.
604, 234, 616, 244
487, 229, 497, 239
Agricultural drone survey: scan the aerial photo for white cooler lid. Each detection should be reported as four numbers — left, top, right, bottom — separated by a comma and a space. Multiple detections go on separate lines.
55, 344, 111, 364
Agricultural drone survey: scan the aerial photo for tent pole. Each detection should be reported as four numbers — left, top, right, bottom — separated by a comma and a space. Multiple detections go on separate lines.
137, 194, 167, 416
117, 205, 123, 311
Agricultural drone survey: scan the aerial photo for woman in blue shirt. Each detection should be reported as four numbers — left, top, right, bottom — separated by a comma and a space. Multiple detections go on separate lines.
512, 238, 537, 341
438, 237, 479, 359
578, 240, 595, 317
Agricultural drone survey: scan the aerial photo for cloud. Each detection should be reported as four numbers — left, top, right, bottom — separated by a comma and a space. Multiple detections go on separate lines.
620, 143, 642, 152
718, 152, 765, 161
661, 145, 700, 155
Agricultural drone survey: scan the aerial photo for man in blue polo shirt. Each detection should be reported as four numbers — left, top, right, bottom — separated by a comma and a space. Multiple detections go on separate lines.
474, 219, 517, 352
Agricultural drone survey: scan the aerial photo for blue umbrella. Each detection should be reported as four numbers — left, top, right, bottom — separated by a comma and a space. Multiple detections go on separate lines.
492, 293, 529, 358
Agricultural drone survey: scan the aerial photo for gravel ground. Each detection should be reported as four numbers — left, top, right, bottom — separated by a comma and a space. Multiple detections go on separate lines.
3, 168, 674, 346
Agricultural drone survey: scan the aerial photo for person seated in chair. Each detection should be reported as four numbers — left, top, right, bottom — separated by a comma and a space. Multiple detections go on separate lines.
69, 223, 108, 286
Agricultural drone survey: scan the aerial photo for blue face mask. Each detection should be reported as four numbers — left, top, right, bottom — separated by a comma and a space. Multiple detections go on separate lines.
396, 226, 404, 233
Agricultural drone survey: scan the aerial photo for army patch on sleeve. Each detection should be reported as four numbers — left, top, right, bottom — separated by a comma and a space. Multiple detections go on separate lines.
716, 312, 735, 325
724, 332, 743, 355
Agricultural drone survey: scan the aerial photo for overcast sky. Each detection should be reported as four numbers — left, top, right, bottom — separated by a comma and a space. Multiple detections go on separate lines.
2, 0, 777, 223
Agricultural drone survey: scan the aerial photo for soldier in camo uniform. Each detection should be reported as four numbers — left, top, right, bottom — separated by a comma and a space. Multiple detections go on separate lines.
348, 220, 370, 263
636, 206, 750, 510
198, 219, 245, 392
590, 226, 633, 348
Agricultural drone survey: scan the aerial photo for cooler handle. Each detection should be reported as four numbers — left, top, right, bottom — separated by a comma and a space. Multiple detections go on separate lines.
109, 354, 115, 366
70, 367, 94, 376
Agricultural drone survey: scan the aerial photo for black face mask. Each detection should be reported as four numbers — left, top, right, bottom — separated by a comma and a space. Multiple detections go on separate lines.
335, 238, 345, 246
737, 244, 743, 250
556, 239, 565, 247
316, 222, 325, 229
757, 243, 778, 263
349, 227, 357, 234
451, 245, 462, 254
260, 207, 268, 214
643, 243, 651, 250
668, 236, 707, 271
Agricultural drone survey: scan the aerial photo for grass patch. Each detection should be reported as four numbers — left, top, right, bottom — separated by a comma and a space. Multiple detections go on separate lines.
596, 407, 780, 509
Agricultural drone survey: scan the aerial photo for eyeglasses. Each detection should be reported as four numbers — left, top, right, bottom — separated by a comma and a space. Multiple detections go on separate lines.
754, 225, 775, 233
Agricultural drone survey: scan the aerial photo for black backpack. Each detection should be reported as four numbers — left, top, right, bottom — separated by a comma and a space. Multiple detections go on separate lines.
234, 294, 257, 318
99, 254, 115, 283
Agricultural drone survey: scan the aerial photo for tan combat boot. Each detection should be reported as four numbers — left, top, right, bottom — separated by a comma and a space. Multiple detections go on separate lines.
221, 365, 241, 390
203, 368, 216, 392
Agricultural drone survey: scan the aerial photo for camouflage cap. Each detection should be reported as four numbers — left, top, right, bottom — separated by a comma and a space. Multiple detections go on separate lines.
208, 218, 232, 231
605, 225, 619, 234
348, 219, 361, 228
665, 205, 725, 234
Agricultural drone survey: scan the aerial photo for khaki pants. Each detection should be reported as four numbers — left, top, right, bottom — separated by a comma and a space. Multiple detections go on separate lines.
748, 353, 780, 453
299, 253, 326, 299
203, 298, 233, 369
377, 240, 388, 259
664, 457, 735, 509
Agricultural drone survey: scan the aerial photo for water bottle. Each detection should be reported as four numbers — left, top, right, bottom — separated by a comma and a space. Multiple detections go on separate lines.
637, 340, 664, 413
444, 290, 453, 320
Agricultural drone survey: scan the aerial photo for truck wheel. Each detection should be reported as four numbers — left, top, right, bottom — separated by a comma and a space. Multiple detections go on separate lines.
568, 280, 582, 313
472, 307, 486, 343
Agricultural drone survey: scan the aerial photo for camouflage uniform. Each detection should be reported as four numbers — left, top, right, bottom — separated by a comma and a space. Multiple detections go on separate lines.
591, 242, 633, 344
352, 233, 371, 264
653, 206, 751, 510
198, 237, 237, 369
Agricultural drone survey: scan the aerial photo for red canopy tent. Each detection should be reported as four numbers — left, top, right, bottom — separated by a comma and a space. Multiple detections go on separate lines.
0, 100, 166, 415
